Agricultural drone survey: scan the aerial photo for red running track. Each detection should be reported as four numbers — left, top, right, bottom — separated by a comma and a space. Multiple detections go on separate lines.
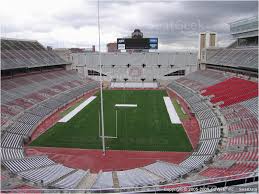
25, 146, 190, 173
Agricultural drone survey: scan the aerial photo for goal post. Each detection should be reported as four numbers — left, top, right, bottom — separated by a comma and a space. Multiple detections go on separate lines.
98, 110, 118, 139
98, 104, 138, 139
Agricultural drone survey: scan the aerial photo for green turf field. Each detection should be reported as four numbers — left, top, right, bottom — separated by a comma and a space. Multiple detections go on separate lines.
30, 90, 192, 152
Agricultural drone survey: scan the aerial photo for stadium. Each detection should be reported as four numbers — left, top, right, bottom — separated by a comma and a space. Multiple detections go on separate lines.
1, 2, 258, 194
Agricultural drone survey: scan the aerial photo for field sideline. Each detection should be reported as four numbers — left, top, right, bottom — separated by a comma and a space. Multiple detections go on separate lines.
30, 90, 192, 152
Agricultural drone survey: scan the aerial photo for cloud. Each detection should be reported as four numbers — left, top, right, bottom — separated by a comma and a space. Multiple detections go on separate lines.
0, 0, 257, 51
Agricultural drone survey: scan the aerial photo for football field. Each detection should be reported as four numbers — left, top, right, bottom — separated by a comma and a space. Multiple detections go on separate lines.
30, 90, 192, 152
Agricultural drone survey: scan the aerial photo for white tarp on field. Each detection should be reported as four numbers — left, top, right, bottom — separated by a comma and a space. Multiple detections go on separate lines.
163, 97, 181, 124
58, 96, 96, 123
115, 104, 137, 107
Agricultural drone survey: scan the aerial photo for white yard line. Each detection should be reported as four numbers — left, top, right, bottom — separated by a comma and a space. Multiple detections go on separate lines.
58, 96, 97, 123
163, 97, 181, 124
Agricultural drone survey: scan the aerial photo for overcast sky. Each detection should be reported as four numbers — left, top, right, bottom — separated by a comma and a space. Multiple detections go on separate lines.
0, 0, 257, 51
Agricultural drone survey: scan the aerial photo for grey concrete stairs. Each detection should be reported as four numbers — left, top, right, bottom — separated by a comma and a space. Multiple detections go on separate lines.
140, 167, 166, 183
77, 173, 98, 190
112, 171, 120, 188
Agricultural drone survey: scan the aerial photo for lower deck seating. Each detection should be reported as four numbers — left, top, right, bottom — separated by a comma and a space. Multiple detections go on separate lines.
176, 77, 205, 91
221, 104, 255, 122
202, 77, 258, 107
189, 75, 259, 181
2, 81, 99, 139
1, 71, 100, 189
1, 69, 93, 124
52, 169, 89, 189
1, 104, 20, 117
191, 102, 209, 112
166, 81, 220, 172
18, 164, 75, 186
27, 106, 52, 117
218, 151, 258, 162
195, 109, 216, 120
194, 139, 219, 155
200, 117, 221, 129
240, 97, 258, 117
168, 74, 258, 187
227, 131, 258, 147
200, 162, 257, 178
176, 70, 230, 91
117, 168, 162, 188
143, 161, 190, 181
167, 81, 208, 114
25, 93, 47, 103
1, 148, 24, 161
179, 155, 212, 169
17, 113, 42, 126
6, 122, 34, 136
91, 172, 113, 189
1, 133, 24, 148
229, 117, 258, 132
3, 156, 55, 173
200, 127, 221, 140
220, 102, 258, 133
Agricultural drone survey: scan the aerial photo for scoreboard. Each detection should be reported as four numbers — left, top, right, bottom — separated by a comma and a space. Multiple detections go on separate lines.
117, 38, 158, 50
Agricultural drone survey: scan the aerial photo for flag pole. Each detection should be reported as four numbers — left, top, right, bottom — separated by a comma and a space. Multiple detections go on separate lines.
97, 0, 105, 155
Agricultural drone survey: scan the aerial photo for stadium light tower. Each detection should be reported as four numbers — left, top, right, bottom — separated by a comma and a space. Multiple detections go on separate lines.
97, 0, 105, 155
